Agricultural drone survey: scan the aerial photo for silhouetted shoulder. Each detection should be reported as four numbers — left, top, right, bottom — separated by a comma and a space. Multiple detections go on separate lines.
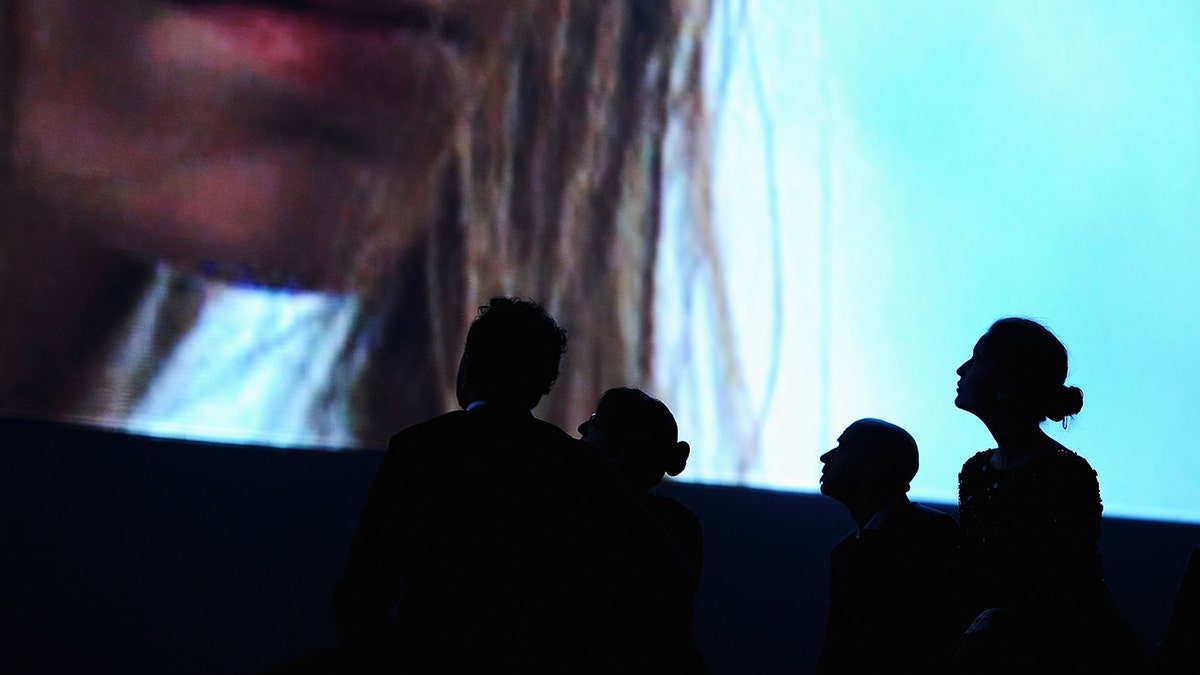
644, 494, 701, 532
384, 407, 580, 465
1044, 447, 1103, 519
908, 502, 959, 530
369, 407, 610, 517
388, 407, 570, 443
385, 409, 469, 443
883, 501, 958, 550
643, 493, 704, 577
957, 450, 995, 511
959, 449, 994, 477
1044, 446, 1098, 480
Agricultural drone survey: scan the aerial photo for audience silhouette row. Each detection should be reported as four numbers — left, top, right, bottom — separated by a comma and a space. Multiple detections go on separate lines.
331, 298, 706, 673
272, 298, 1190, 674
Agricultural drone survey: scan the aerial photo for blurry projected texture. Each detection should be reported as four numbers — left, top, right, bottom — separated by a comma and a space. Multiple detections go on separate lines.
1, 1, 1198, 524
0, 0, 727, 450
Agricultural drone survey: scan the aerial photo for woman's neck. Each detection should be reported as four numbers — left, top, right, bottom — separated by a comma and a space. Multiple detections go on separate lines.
983, 415, 1058, 470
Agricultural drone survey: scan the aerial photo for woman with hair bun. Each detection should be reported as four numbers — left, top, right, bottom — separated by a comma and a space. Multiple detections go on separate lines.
952, 317, 1143, 673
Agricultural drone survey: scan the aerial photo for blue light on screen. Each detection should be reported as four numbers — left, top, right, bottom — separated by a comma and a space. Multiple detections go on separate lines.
675, 0, 1200, 523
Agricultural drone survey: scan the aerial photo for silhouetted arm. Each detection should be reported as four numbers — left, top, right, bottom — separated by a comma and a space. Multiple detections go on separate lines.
919, 510, 964, 674
1050, 454, 1102, 552
1037, 453, 1105, 601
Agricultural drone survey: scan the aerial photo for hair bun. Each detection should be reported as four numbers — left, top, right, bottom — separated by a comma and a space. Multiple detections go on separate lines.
1046, 385, 1084, 422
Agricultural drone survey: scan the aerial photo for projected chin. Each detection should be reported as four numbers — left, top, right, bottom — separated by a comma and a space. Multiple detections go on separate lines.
10, 0, 488, 289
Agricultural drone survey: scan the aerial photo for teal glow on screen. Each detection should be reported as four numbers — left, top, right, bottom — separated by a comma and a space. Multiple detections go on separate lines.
685, 0, 1200, 522
2, 0, 1196, 525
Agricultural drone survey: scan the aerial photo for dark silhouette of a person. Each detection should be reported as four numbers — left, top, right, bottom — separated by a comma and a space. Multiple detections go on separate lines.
953, 317, 1145, 673
334, 297, 620, 672
1152, 547, 1200, 674
817, 418, 960, 675
578, 386, 707, 673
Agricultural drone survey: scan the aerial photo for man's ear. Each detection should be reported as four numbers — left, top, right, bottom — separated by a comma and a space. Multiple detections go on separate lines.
664, 441, 690, 476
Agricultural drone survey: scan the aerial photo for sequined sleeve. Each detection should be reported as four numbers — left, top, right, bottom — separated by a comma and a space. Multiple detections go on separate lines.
957, 448, 1106, 614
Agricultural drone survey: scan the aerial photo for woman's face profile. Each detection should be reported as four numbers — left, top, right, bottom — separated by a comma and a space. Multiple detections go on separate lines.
9, 0, 517, 289
955, 335, 1003, 416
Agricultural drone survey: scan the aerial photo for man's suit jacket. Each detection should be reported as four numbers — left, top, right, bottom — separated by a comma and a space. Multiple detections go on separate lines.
335, 404, 620, 671
818, 499, 961, 675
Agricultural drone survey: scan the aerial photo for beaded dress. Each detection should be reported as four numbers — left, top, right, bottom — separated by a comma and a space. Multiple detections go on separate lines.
958, 445, 1107, 614
956, 446, 1144, 670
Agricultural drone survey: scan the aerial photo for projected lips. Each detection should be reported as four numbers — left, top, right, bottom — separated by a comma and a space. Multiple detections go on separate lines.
12, 0, 490, 289
148, 0, 469, 141
162, 0, 477, 41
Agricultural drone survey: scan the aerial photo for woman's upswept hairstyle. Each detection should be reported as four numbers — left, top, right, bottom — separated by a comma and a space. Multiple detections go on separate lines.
983, 317, 1084, 423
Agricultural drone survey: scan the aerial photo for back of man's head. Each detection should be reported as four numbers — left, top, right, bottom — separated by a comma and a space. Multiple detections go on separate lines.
459, 297, 567, 410
851, 418, 919, 495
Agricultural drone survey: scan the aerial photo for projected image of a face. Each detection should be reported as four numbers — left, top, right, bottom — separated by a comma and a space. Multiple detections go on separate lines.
0, 0, 715, 448
3, 0, 1198, 524
5, 0, 466, 442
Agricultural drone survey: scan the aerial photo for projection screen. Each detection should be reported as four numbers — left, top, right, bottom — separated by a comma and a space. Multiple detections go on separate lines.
1, 0, 1197, 523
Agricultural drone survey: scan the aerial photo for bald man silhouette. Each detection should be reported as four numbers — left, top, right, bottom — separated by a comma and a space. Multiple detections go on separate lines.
817, 418, 960, 674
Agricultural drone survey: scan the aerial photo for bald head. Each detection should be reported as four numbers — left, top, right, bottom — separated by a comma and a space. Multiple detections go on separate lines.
819, 418, 919, 505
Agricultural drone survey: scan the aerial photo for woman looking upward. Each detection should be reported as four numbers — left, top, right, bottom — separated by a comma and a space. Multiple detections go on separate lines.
953, 317, 1143, 672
